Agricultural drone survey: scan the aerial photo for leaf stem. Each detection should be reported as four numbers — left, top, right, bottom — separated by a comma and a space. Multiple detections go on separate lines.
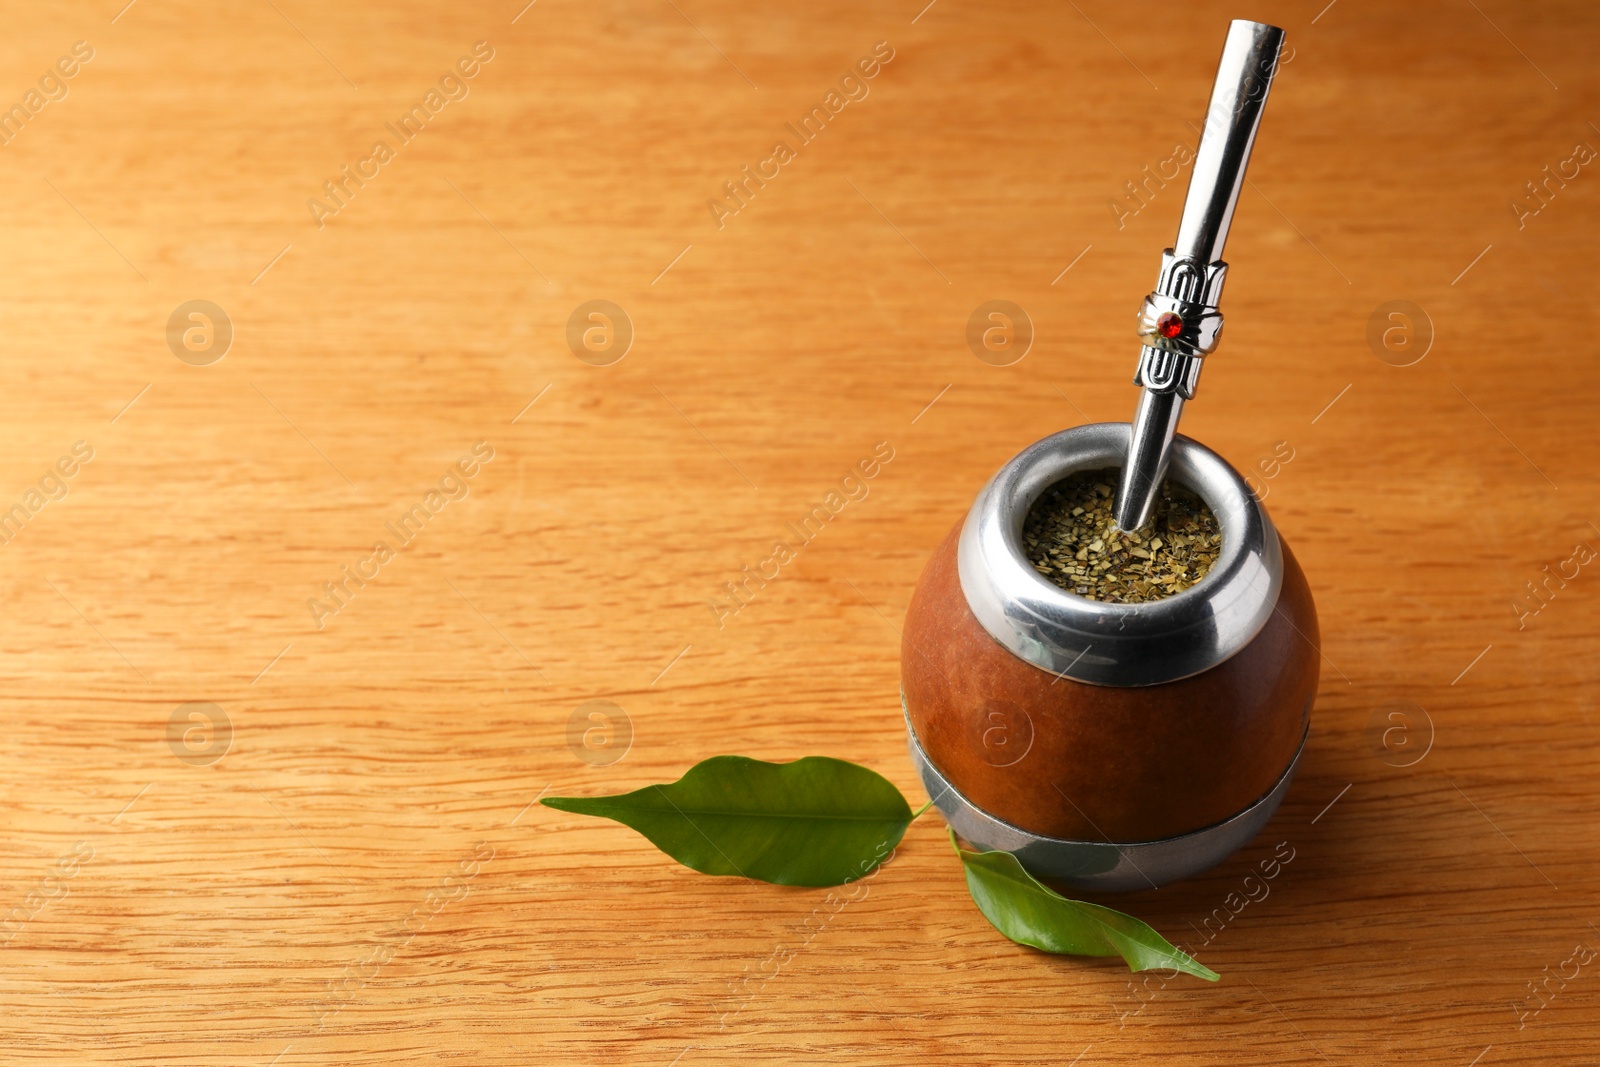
912, 798, 936, 820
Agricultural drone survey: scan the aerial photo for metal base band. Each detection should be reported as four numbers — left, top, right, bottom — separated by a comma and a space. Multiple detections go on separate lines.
906, 708, 1305, 893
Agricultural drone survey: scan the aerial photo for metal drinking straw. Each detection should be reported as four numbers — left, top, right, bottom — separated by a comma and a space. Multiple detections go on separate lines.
1113, 20, 1285, 533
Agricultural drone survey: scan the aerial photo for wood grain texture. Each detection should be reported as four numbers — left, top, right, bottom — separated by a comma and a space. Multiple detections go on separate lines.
0, 1, 1596, 1064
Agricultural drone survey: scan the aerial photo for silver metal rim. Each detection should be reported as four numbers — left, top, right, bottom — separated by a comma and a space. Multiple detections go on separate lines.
957, 422, 1282, 687
907, 707, 1304, 892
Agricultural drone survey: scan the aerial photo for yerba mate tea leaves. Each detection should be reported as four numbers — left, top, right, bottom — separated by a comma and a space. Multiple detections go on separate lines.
1022, 467, 1221, 604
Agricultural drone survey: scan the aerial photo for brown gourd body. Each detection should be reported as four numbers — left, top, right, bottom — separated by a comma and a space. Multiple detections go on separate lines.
902, 520, 1318, 844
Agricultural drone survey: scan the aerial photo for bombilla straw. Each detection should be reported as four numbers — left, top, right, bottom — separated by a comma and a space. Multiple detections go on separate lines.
1112, 19, 1285, 533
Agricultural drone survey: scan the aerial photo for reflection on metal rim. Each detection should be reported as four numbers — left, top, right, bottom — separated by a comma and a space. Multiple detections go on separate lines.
958, 422, 1282, 687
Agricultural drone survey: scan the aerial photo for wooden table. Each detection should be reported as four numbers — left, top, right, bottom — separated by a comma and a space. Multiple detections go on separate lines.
1, 1, 1595, 1063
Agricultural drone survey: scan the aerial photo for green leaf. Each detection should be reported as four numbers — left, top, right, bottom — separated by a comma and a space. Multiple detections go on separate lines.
541, 756, 913, 887
951, 831, 1219, 981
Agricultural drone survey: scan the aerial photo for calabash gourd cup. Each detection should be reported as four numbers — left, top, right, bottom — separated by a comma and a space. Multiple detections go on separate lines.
902, 21, 1317, 892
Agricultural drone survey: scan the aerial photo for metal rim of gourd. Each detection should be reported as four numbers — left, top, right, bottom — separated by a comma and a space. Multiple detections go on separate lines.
956, 421, 1282, 687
